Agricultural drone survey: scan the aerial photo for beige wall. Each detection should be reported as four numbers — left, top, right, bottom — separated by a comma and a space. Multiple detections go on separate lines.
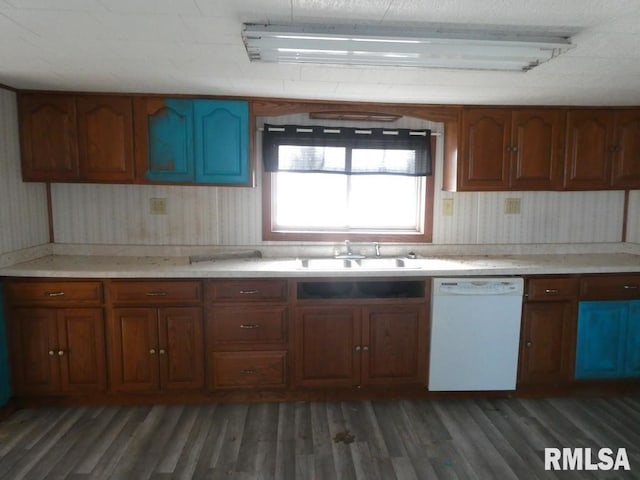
0, 88, 49, 255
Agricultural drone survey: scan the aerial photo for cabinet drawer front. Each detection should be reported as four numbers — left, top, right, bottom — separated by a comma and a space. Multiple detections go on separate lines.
211, 351, 286, 388
527, 277, 578, 301
206, 280, 287, 302
5, 281, 103, 305
110, 281, 202, 304
580, 275, 640, 300
209, 306, 287, 346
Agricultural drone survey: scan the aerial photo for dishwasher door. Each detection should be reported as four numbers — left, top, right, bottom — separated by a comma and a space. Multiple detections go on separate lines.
429, 277, 524, 391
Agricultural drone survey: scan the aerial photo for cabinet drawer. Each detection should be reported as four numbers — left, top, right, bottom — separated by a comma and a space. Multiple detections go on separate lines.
4, 280, 103, 305
580, 275, 640, 300
208, 306, 287, 346
527, 277, 579, 301
211, 351, 287, 388
110, 280, 202, 304
206, 280, 287, 302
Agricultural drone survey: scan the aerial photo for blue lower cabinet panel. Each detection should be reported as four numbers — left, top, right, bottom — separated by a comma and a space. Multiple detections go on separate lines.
194, 100, 249, 184
575, 301, 628, 379
146, 99, 194, 182
0, 284, 11, 406
624, 300, 640, 377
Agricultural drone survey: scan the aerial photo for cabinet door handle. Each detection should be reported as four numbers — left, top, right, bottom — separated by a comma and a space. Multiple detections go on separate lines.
511, 145, 518, 153
239, 289, 260, 295
362, 346, 369, 352
159, 349, 166, 355
48, 350, 55, 356
505, 145, 512, 152
240, 324, 260, 329
57, 350, 65, 356
623, 285, 638, 290
526, 341, 533, 348
354, 345, 361, 352
149, 348, 156, 355
544, 289, 559, 294
145, 292, 168, 297
46, 291, 65, 297
240, 368, 257, 375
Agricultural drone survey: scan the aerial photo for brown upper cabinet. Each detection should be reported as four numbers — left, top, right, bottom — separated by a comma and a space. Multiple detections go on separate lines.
19, 93, 135, 182
564, 109, 640, 189
458, 108, 565, 191
19, 94, 79, 182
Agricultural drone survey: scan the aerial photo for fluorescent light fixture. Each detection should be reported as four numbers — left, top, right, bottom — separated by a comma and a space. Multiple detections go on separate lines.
242, 23, 575, 72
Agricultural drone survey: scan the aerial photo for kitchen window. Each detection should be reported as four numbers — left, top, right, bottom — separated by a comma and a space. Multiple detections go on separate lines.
262, 124, 434, 242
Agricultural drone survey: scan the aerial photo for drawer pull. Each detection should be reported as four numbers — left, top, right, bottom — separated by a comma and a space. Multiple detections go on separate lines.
239, 289, 260, 295
145, 292, 168, 297
47, 291, 65, 297
623, 285, 639, 290
240, 324, 261, 329
240, 368, 258, 375
544, 289, 559, 294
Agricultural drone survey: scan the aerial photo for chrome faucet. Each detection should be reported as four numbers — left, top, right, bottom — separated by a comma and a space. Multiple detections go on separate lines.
374, 242, 381, 257
345, 240, 352, 256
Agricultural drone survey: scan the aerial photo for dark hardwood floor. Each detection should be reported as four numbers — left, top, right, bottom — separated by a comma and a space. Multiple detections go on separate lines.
0, 397, 638, 479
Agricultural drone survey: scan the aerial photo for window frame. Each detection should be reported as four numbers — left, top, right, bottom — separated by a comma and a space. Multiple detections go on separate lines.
262, 136, 435, 243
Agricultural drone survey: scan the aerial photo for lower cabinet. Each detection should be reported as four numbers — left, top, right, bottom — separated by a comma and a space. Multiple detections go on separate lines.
109, 307, 204, 392
575, 300, 640, 379
205, 279, 289, 389
294, 304, 427, 388
518, 277, 578, 388
9, 308, 106, 395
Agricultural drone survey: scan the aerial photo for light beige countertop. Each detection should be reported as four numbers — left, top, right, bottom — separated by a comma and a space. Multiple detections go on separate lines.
2, 252, 640, 278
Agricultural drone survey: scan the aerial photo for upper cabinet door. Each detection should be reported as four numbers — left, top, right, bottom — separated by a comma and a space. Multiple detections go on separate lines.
610, 109, 640, 188
193, 100, 250, 185
76, 96, 135, 182
564, 110, 612, 190
510, 109, 565, 190
459, 108, 511, 190
19, 94, 79, 181
135, 97, 194, 183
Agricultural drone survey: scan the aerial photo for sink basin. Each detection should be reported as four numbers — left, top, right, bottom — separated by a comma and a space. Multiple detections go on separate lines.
298, 258, 353, 269
297, 257, 421, 270
354, 258, 410, 269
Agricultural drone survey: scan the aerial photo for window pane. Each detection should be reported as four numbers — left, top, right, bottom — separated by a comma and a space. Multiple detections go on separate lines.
348, 175, 423, 230
352, 149, 417, 174
278, 145, 346, 172
273, 172, 348, 229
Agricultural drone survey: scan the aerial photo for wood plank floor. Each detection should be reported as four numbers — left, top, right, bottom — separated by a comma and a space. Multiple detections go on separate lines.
0, 397, 638, 479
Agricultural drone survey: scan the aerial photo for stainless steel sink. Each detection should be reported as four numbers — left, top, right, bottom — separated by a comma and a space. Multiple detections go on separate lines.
298, 258, 354, 269
354, 258, 408, 268
298, 257, 421, 270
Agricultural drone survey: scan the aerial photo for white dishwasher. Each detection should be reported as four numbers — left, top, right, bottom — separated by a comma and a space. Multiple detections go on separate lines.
429, 277, 524, 391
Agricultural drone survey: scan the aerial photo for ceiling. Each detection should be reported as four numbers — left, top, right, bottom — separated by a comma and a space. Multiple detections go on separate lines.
1, 0, 639, 106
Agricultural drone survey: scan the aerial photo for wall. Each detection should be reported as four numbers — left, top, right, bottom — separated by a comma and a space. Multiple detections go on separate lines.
627, 191, 640, 244
0, 88, 49, 255
50, 113, 627, 247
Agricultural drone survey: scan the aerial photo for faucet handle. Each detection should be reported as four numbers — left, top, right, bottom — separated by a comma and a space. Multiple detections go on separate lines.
374, 242, 381, 257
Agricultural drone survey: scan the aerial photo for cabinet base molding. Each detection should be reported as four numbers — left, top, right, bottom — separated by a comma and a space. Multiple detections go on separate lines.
9, 379, 640, 409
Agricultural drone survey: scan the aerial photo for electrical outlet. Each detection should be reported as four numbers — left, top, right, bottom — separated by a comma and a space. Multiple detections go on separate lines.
504, 197, 521, 215
442, 198, 454, 216
149, 197, 167, 215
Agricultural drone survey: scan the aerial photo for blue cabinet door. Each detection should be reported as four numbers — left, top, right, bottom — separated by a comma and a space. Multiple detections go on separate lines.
624, 300, 640, 377
193, 100, 249, 185
575, 301, 628, 379
0, 284, 11, 406
146, 99, 194, 182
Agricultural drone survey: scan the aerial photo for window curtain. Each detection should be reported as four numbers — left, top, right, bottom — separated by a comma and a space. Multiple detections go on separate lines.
262, 124, 432, 176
